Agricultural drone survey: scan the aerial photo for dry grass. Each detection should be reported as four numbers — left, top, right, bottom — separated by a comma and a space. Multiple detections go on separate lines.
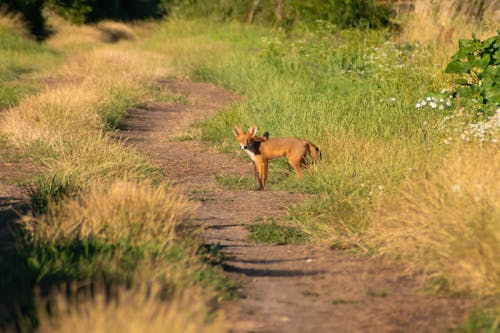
0, 28, 171, 183
369, 143, 500, 298
0, 17, 230, 331
1, 86, 102, 146
397, 0, 499, 68
28, 180, 195, 245
30, 283, 227, 333
45, 13, 104, 50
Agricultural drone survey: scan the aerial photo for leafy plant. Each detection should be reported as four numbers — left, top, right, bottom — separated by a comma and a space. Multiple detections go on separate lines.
445, 31, 500, 116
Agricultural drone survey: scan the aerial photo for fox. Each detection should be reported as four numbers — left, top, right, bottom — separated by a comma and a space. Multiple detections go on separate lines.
232, 125, 320, 190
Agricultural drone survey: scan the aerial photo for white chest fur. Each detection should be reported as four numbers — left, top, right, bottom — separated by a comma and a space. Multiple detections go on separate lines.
241, 145, 256, 162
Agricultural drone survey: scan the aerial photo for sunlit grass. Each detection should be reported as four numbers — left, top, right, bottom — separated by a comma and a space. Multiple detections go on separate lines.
368, 144, 500, 298
143, 18, 499, 302
30, 283, 228, 333
0, 15, 231, 330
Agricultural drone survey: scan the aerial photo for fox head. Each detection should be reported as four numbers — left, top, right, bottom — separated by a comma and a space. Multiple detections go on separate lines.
232, 125, 258, 150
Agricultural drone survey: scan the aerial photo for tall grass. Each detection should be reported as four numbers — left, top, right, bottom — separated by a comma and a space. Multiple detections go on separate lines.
0, 15, 231, 330
30, 284, 227, 333
369, 144, 499, 297
32, 180, 194, 245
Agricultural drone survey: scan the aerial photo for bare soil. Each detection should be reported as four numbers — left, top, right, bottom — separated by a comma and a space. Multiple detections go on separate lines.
121, 79, 471, 333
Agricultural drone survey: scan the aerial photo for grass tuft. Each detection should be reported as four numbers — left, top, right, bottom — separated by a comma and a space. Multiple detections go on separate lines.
248, 220, 308, 245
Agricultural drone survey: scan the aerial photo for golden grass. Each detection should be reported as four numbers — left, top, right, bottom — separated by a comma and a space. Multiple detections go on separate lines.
0, 17, 230, 330
294, 132, 429, 247
0, 28, 172, 182
28, 180, 195, 245
397, 0, 500, 69
369, 143, 500, 297
31, 283, 227, 333
45, 13, 104, 50
0, 86, 102, 146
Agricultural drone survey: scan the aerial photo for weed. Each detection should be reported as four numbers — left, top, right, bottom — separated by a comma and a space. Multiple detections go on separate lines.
366, 287, 390, 298
453, 309, 500, 333
214, 175, 257, 190
248, 220, 308, 245
302, 290, 320, 297
332, 298, 356, 305
29, 175, 78, 215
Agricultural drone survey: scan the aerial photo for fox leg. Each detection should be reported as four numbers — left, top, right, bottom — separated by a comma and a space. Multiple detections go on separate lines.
255, 157, 267, 190
261, 160, 268, 189
252, 162, 260, 185
288, 151, 305, 179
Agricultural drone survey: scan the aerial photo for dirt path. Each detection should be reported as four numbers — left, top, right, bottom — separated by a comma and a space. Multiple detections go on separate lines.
120, 79, 471, 333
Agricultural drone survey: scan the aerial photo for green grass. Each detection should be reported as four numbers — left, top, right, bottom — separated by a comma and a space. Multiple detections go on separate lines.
143, 19, 453, 246
453, 310, 500, 333
365, 287, 390, 298
28, 174, 79, 214
0, 28, 62, 108
248, 220, 309, 245
214, 175, 257, 190
332, 298, 356, 305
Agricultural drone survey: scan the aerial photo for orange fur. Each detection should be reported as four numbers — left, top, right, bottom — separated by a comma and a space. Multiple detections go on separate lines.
232, 125, 320, 190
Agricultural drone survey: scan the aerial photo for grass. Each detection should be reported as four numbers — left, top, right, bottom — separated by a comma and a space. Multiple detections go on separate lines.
453, 309, 500, 333
214, 175, 257, 190
332, 298, 356, 305
0, 28, 62, 108
248, 220, 308, 245
20, 283, 228, 333
1, 6, 498, 330
365, 287, 390, 298
140, 16, 499, 309
0, 15, 233, 331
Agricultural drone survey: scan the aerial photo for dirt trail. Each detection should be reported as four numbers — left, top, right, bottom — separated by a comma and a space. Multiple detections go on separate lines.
120, 79, 470, 333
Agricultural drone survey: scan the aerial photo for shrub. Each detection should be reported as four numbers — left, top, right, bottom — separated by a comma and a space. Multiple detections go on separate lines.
445, 31, 500, 117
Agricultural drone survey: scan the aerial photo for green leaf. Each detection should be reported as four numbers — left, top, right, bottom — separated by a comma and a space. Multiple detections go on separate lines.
445, 61, 471, 74
458, 38, 475, 53
494, 49, 500, 64
485, 89, 500, 104
454, 78, 469, 85
477, 54, 491, 68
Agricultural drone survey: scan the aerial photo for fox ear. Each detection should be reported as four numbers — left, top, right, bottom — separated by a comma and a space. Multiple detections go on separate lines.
248, 125, 257, 136
232, 125, 242, 137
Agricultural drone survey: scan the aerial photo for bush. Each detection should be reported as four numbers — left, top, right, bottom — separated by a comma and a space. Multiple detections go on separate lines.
162, 0, 394, 29
445, 31, 500, 117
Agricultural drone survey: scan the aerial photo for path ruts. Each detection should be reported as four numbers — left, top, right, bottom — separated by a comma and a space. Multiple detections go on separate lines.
122, 79, 469, 333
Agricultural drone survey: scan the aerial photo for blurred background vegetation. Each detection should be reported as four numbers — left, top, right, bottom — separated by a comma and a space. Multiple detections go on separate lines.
6, 0, 498, 39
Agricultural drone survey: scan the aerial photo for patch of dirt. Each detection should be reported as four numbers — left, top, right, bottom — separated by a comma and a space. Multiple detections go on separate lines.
122, 79, 470, 333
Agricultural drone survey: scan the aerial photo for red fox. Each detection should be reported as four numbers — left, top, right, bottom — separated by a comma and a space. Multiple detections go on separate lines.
232, 125, 320, 190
